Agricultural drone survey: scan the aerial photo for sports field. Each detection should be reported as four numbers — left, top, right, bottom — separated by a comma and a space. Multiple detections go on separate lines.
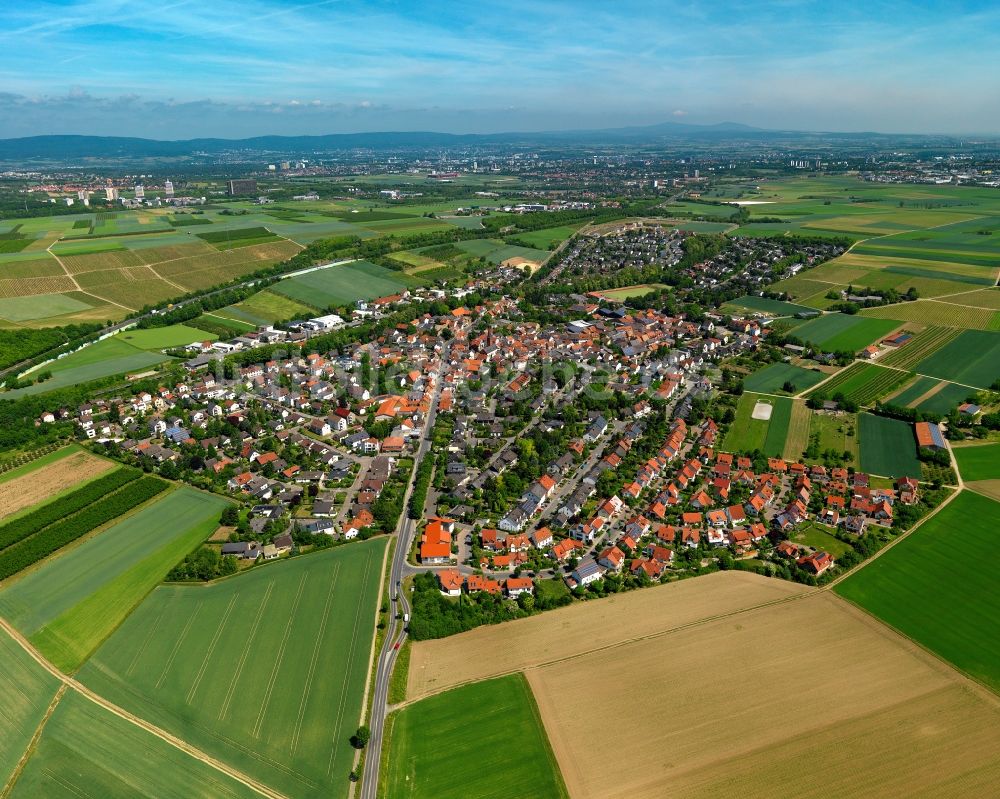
383, 674, 568, 799
7, 691, 260, 799
836, 491, 1000, 692
0, 487, 229, 671
722, 393, 792, 456
858, 413, 921, 477
954, 443, 1000, 482
791, 313, 899, 352
115, 324, 217, 350
272, 260, 423, 308
0, 626, 61, 786
912, 329, 1000, 389
0, 449, 113, 521
589, 283, 667, 301
78, 538, 387, 798
742, 362, 826, 394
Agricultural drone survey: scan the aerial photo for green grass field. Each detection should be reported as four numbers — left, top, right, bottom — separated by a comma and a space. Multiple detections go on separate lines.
509, 224, 585, 249
0, 487, 229, 672
273, 260, 422, 308
0, 626, 61, 785
8, 691, 259, 799
809, 410, 860, 468
836, 491, 1000, 692
722, 393, 792, 456
592, 283, 667, 301
858, 413, 921, 477
743, 362, 827, 394
220, 289, 319, 325
78, 538, 386, 799
115, 324, 217, 350
0, 293, 94, 322
791, 521, 854, 557
791, 313, 899, 352
913, 330, 1000, 389
954, 443, 1000, 482
383, 674, 568, 799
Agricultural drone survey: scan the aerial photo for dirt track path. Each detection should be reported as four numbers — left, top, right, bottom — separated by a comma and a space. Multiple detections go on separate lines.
0, 617, 287, 799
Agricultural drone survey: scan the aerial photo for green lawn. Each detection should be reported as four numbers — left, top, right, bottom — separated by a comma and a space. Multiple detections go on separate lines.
8, 692, 259, 799
791, 522, 854, 557
510, 224, 585, 248
0, 487, 229, 672
383, 674, 568, 799
836, 491, 1000, 692
78, 538, 386, 799
954, 443, 1000, 482
858, 413, 921, 478
743, 362, 827, 394
914, 330, 1000, 389
0, 626, 61, 785
791, 313, 899, 352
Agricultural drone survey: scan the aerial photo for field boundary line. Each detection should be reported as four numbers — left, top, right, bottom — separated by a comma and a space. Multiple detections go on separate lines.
0, 616, 288, 799
0, 683, 67, 799
290, 565, 340, 754
186, 592, 240, 705
219, 580, 274, 721
154, 602, 202, 689
125, 601, 170, 677
327, 551, 373, 778
404, 588, 812, 707
251, 572, 309, 739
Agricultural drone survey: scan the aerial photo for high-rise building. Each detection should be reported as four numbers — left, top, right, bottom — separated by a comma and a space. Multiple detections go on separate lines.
134, 184, 145, 199
228, 179, 258, 196
164, 179, 174, 197
105, 187, 119, 201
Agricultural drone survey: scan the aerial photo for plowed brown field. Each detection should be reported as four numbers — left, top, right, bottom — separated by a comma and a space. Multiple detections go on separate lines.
0, 451, 113, 521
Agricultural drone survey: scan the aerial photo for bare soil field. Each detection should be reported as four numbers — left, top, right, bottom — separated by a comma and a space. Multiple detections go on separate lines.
0, 451, 114, 520
967, 480, 1000, 502
525, 592, 1000, 799
407, 571, 809, 699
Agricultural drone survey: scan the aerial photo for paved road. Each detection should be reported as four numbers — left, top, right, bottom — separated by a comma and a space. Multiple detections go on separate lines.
359, 352, 447, 799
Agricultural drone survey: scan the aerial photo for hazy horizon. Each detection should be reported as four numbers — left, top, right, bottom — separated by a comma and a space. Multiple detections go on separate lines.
2, 0, 999, 139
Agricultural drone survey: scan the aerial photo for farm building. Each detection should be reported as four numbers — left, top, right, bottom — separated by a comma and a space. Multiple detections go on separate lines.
915, 421, 947, 452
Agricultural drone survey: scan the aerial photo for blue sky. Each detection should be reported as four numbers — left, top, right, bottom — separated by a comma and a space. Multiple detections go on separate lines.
1, 0, 998, 138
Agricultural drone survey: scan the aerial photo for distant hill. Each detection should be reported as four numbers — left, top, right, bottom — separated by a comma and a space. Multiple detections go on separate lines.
0, 121, 960, 161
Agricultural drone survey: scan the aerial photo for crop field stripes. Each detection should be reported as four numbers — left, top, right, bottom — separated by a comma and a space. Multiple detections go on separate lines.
879, 326, 962, 370
125, 603, 170, 678
251, 572, 309, 740
218, 580, 275, 722
326, 550, 374, 779
154, 603, 202, 690
289, 565, 340, 755
186, 593, 240, 706
1, 684, 67, 799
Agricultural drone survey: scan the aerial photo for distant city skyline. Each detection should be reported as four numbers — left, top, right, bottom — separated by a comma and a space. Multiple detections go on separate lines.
1, 0, 999, 138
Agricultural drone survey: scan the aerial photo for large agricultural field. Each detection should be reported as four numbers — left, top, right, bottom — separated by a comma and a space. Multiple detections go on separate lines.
908, 329, 1000, 389
406, 572, 1000, 799
857, 412, 921, 477
953, 442, 1000, 482
383, 674, 568, 799
271, 260, 425, 309
742, 361, 827, 394
7, 691, 260, 799
0, 486, 228, 671
789, 312, 899, 352
836, 490, 1000, 692
860, 299, 1000, 331
78, 538, 387, 799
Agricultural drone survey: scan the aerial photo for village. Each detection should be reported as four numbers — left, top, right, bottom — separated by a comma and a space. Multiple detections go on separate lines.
49, 260, 923, 608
